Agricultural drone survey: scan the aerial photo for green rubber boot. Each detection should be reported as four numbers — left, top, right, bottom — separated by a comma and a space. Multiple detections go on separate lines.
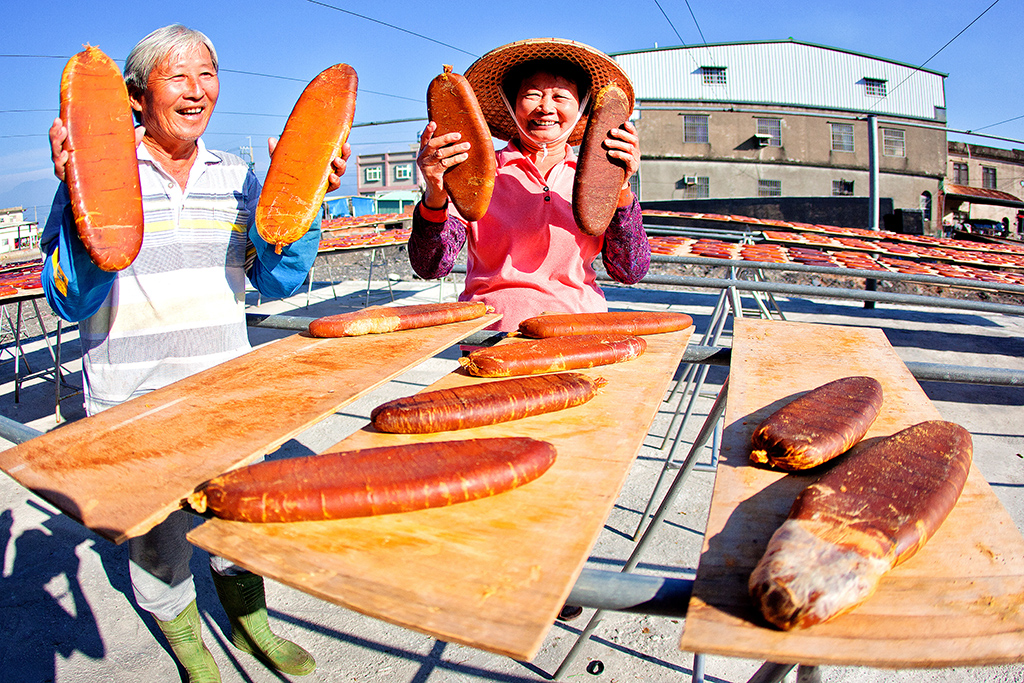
210, 570, 316, 676
154, 599, 221, 683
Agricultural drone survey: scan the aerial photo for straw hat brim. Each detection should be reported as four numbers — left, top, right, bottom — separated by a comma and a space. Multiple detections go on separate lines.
464, 38, 634, 147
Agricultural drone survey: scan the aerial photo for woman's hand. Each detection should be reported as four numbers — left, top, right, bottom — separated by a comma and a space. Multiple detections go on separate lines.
605, 120, 640, 188
268, 138, 351, 193
416, 121, 470, 208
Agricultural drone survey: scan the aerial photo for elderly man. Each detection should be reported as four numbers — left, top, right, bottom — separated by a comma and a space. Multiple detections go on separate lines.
42, 24, 346, 681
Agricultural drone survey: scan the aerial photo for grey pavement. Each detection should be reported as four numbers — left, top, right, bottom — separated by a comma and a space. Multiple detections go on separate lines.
1, 273, 1022, 683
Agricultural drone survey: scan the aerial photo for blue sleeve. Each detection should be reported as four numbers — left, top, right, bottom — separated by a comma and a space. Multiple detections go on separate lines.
40, 185, 117, 322
244, 171, 322, 299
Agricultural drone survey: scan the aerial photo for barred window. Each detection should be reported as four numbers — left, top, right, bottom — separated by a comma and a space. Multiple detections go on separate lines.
364, 166, 382, 183
953, 163, 969, 185
882, 128, 905, 157
758, 180, 782, 197
679, 176, 710, 198
683, 114, 709, 143
832, 179, 855, 196
756, 118, 782, 147
983, 166, 997, 189
865, 78, 887, 97
831, 123, 854, 152
701, 66, 727, 85
920, 192, 932, 220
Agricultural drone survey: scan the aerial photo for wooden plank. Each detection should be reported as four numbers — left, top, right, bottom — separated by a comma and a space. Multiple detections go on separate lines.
187, 326, 694, 661
0, 313, 501, 544
679, 318, 1024, 667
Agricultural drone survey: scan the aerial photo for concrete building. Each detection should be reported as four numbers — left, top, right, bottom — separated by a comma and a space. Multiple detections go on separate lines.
0, 207, 40, 254
613, 40, 948, 233
945, 141, 1024, 236
356, 148, 421, 197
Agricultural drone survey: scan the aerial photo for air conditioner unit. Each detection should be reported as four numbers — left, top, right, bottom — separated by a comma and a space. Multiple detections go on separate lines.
682, 176, 699, 186
754, 134, 772, 147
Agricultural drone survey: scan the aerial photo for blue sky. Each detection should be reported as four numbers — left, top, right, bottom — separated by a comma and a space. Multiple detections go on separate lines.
2, 0, 1021, 220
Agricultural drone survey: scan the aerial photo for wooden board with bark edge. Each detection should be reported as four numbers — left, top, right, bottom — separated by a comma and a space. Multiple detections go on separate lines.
679, 318, 1024, 667
187, 325, 694, 661
0, 313, 501, 544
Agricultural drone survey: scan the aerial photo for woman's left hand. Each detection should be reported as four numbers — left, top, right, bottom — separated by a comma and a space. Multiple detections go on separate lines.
605, 121, 640, 185
268, 137, 350, 193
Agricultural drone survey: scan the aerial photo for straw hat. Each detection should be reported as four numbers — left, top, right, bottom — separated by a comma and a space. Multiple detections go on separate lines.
464, 37, 634, 146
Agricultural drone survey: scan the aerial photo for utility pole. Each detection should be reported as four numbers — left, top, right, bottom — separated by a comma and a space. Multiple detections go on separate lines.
239, 136, 255, 172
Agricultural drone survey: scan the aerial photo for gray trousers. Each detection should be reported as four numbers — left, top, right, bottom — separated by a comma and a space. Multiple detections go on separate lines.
128, 509, 242, 622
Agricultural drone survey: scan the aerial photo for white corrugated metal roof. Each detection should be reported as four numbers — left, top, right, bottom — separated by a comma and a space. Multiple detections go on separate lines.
612, 40, 946, 121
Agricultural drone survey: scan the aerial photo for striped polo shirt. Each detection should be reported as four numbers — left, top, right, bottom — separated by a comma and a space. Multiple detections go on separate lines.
77, 141, 259, 415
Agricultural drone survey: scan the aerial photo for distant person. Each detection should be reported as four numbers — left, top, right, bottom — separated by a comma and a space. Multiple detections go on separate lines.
42, 24, 347, 681
409, 38, 649, 332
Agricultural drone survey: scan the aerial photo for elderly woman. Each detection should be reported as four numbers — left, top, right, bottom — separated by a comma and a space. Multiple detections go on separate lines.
410, 38, 649, 333
42, 24, 345, 680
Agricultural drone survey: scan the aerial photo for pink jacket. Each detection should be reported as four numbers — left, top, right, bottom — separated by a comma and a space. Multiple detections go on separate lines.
410, 141, 649, 332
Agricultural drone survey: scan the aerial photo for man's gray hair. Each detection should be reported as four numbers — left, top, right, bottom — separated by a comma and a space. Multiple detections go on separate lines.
124, 24, 218, 95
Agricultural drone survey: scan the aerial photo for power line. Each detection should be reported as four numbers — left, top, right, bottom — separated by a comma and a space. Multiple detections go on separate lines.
682, 0, 709, 46
651, 0, 706, 71
869, 0, 1001, 111
0, 54, 68, 59
968, 113, 1024, 133
652, 0, 687, 47
0, 57, 422, 103
305, 0, 478, 58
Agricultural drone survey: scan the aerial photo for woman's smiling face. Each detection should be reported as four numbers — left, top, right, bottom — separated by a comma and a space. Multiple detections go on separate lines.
514, 71, 580, 145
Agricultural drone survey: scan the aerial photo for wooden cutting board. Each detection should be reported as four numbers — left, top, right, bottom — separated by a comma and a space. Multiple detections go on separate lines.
187, 325, 694, 661
0, 313, 500, 544
679, 318, 1024, 667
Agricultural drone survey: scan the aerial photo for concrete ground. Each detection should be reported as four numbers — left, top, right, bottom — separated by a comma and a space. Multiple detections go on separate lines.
1, 272, 1022, 683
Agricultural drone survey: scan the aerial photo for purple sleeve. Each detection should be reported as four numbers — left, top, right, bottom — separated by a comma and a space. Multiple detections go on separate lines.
408, 203, 468, 280
601, 196, 650, 284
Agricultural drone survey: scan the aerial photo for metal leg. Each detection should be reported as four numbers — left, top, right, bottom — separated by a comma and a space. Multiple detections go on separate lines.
326, 255, 339, 300
692, 652, 705, 683
796, 665, 821, 683
552, 379, 730, 679
663, 289, 728, 412
632, 362, 714, 540
13, 302, 27, 403
365, 249, 375, 307
633, 291, 732, 539
306, 260, 316, 307
55, 319, 63, 423
747, 662, 796, 683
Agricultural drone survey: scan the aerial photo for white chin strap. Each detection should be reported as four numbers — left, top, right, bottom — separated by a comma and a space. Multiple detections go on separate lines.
499, 88, 590, 159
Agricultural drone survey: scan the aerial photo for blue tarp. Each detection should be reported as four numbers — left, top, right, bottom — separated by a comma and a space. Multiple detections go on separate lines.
324, 196, 378, 218
350, 196, 377, 217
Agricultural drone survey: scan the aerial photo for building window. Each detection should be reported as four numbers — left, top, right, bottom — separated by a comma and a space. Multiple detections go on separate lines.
882, 128, 905, 157
920, 192, 932, 220
678, 176, 709, 198
701, 66, 727, 85
758, 180, 782, 197
831, 123, 854, 152
756, 118, 782, 147
683, 114, 709, 143
952, 162, 969, 185
393, 164, 413, 181
832, 179, 855, 196
865, 78, 887, 97
983, 166, 997, 189
364, 166, 382, 183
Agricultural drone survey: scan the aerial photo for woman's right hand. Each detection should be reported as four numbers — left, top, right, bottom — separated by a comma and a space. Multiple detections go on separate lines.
416, 121, 470, 209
